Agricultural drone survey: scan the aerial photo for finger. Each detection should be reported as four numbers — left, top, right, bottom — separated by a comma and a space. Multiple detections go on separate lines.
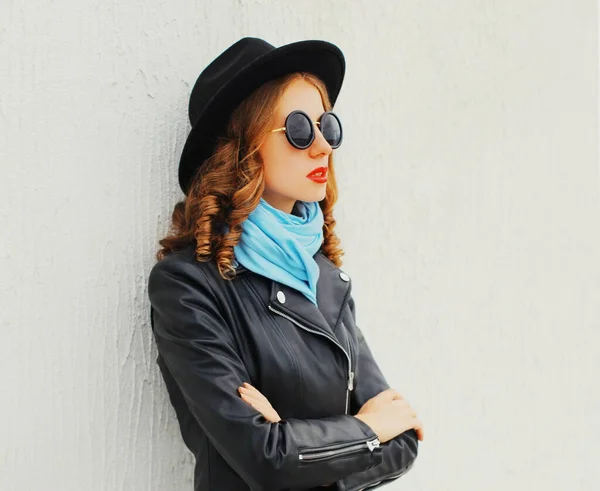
392, 401, 418, 420
413, 418, 423, 433
239, 393, 281, 422
239, 388, 273, 411
265, 410, 281, 423
239, 391, 265, 407
252, 401, 281, 422
395, 401, 417, 418
249, 399, 271, 414
242, 383, 271, 404
240, 394, 273, 418
238, 392, 254, 406
238, 385, 265, 401
393, 400, 416, 417
411, 417, 424, 440
404, 404, 417, 417
415, 427, 424, 441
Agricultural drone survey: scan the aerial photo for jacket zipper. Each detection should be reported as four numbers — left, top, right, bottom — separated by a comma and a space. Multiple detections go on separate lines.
299, 437, 381, 462
345, 325, 355, 414
268, 305, 354, 414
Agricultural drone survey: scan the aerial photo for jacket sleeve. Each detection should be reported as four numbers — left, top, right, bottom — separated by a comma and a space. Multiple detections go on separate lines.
337, 296, 419, 491
147, 257, 384, 491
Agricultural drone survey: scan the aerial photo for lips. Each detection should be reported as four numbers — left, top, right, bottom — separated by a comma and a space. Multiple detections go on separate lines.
307, 167, 328, 178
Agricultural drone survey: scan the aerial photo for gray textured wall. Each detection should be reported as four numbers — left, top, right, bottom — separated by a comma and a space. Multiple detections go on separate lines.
1, 1, 599, 490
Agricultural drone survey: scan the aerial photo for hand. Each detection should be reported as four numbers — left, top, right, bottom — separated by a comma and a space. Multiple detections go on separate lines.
356, 387, 403, 415
354, 389, 424, 443
237, 382, 281, 423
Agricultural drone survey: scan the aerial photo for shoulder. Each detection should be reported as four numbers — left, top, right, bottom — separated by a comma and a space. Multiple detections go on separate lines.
148, 244, 218, 301
147, 245, 235, 334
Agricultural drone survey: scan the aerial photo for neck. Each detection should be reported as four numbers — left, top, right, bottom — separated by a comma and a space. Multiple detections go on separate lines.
261, 192, 296, 214
291, 202, 301, 216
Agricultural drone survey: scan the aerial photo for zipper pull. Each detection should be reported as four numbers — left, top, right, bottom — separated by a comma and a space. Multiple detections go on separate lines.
366, 438, 380, 451
348, 371, 354, 391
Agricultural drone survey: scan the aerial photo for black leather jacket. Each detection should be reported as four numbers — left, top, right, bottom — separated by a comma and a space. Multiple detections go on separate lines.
147, 243, 419, 491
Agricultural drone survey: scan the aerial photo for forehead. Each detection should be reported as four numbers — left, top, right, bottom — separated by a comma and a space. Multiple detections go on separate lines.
275, 78, 325, 122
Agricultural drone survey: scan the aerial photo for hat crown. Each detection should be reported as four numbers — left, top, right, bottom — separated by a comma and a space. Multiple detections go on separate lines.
188, 37, 275, 125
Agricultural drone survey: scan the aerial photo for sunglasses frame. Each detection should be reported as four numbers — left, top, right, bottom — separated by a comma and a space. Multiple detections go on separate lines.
270, 109, 343, 150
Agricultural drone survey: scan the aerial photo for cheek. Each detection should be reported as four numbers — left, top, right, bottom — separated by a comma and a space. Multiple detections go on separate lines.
264, 160, 294, 191
262, 141, 302, 188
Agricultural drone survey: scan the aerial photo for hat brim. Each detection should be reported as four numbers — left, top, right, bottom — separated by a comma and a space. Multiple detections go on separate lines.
178, 40, 345, 194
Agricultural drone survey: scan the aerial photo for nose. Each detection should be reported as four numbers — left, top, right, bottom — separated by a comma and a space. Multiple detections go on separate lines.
309, 123, 333, 158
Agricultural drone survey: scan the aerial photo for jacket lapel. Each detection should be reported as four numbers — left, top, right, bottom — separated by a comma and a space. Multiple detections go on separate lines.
314, 252, 352, 334
264, 252, 352, 343
234, 249, 352, 340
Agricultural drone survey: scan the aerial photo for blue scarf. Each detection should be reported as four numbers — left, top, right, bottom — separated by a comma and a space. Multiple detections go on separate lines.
233, 198, 324, 305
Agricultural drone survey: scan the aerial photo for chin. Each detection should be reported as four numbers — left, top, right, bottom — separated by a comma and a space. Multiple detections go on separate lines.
298, 189, 326, 203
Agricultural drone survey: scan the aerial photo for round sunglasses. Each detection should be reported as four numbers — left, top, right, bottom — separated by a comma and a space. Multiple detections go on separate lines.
270, 109, 343, 150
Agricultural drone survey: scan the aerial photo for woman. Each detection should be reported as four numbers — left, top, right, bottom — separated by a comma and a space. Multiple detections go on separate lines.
148, 37, 423, 491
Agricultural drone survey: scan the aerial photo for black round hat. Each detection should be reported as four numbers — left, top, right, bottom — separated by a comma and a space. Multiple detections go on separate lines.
177, 37, 346, 195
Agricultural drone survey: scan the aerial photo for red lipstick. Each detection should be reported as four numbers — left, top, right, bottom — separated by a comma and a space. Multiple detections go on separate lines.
307, 166, 328, 183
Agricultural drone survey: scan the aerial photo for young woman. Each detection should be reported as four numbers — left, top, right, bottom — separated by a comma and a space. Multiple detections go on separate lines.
148, 37, 423, 491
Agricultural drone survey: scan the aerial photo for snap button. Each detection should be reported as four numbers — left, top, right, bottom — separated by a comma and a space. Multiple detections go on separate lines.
339, 272, 350, 282
276, 291, 286, 303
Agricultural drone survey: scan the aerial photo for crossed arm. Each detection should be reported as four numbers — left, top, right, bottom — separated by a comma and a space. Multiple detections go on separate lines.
237, 382, 422, 489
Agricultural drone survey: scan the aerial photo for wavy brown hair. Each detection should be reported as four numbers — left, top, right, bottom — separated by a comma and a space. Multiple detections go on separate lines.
156, 72, 345, 280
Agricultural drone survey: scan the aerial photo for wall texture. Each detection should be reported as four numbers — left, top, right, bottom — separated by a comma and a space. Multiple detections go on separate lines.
1, 1, 599, 490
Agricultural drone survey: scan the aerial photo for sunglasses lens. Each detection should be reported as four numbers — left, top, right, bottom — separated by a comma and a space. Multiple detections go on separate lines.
320, 113, 342, 148
287, 111, 313, 148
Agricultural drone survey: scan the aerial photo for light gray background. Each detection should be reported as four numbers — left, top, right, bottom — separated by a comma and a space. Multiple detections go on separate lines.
1, 1, 599, 490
